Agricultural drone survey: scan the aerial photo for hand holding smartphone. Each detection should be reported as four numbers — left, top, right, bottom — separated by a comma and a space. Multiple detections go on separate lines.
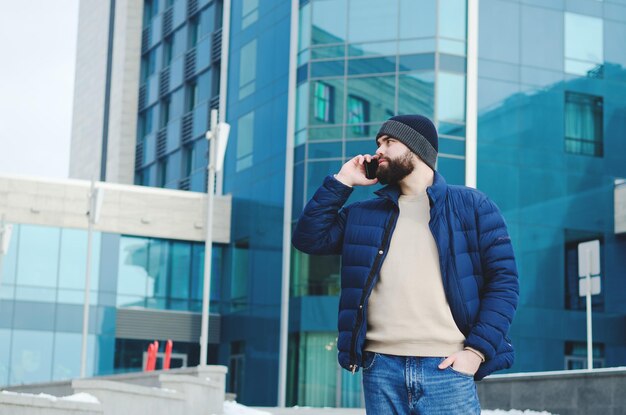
364, 158, 379, 180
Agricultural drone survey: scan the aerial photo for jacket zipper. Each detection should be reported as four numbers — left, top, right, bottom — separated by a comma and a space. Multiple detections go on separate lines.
348, 208, 398, 373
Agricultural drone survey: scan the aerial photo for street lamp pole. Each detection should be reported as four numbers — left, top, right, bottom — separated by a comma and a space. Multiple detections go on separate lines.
80, 180, 103, 378
0, 214, 13, 291
200, 109, 230, 366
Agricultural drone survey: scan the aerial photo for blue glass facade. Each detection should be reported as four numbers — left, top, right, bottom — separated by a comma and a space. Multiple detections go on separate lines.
0, 223, 218, 386
135, 0, 223, 192
477, 0, 626, 372
220, 0, 292, 405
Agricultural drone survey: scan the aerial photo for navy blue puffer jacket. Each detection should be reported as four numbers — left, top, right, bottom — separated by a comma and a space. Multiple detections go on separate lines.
292, 172, 519, 381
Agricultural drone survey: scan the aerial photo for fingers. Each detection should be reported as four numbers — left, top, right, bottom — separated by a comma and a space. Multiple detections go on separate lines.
353, 154, 375, 164
438, 356, 455, 369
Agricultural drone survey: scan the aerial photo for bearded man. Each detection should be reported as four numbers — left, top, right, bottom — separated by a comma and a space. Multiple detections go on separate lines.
292, 114, 519, 415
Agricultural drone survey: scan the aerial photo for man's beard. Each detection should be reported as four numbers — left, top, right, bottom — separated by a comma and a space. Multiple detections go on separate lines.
376, 150, 415, 185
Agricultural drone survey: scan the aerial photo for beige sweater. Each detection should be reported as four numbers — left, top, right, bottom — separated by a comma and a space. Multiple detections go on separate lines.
364, 193, 466, 357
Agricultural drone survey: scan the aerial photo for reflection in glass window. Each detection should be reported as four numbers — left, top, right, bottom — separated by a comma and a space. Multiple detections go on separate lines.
17, 225, 60, 288
438, 0, 466, 40
230, 239, 249, 311
313, 82, 334, 123
399, 0, 435, 39
0, 329, 10, 385
296, 82, 309, 134
241, 0, 259, 30
347, 95, 370, 136
398, 72, 434, 118
140, 106, 155, 137
239, 39, 257, 99
312, 0, 347, 45
10, 330, 53, 384
348, 0, 397, 43
141, 49, 157, 84
437, 72, 466, 123
347, 76, 395, 123
565, 13, 603, 77
299, 2, 311, 51
292, 332, 359, 407
237, 111, 254, 171
565, 92, 603, 157
53, 333, 95, 380
143, 0, 159, 28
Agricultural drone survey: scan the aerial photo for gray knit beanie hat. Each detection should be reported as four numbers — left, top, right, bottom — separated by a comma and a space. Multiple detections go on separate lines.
375, 114, 438, 171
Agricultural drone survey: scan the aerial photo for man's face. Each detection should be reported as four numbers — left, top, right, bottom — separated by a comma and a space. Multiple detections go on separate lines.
375, 135, 416, 185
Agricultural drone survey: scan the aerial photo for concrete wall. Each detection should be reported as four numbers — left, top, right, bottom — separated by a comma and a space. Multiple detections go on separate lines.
0, 175, 231, 242
0, 391, 102, 415
69, 0, 110, 181
105, 0, 143, 185
477, 367, 626, 415
2, 366, 228, 415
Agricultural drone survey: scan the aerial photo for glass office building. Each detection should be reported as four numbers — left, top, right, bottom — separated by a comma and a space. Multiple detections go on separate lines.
63, 0, 626, 408
0, 223, 221, 385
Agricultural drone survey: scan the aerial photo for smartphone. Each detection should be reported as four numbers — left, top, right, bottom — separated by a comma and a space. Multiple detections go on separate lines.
364, 158, 379, 180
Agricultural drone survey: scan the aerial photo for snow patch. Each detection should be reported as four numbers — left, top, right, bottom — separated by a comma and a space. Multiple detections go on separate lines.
1, 391, 100, 404
223, 401, 274, 415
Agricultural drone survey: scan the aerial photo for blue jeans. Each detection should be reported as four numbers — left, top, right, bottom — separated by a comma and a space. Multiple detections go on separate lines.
361, 352, 481, 415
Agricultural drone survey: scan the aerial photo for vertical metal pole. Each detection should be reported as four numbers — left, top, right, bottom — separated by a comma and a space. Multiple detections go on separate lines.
200, 109, 218, 366
586, 249, 593, 370
0, 214, 6, 290
465, 0, 479, 188
80, 180, 96, 378
277, 0, 300, 406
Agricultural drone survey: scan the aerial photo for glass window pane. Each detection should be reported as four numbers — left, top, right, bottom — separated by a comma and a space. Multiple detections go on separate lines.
308, 141, 342, 159
348, 56, 396, 76
239, 39, 257, 100
296, 82, 309, 132
311, 60, 345, 78
1, 223, 19, 285
399, 0, 435, 39
346, 76, 396, 123
398, 53, 435, 72
17, 225, 60, 287
237, 111, 255, 172
58, 229, 87, 289
310, 79, 344, 126
306, 160, 343, 200
10, 330, 53, 384
299, 3, 311, 51
348, 0, 398, 43
565, 92, 603, 157
170, 242, 191, 299
311, 45, 345, 60
439, 0, 466, 40
348, 41, 396, 58
241, 0, 259, 30
437, 156, 465, 185
312, 0, 347, 45
437, 72, 466, 123
0, 329, 11, 385
117, 237, 149, 299
565, 13, 603, 64
520, 6, 563, 71
297, 332, 338, 406
53, 333, 96, 380
398, 72, 435, 118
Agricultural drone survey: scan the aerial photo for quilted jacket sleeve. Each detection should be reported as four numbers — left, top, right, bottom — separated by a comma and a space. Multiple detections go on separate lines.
292, 175, 354, 255
464, 196, 519, 361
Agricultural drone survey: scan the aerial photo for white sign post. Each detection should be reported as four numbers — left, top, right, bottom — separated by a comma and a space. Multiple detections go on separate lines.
578, 239, 601, 371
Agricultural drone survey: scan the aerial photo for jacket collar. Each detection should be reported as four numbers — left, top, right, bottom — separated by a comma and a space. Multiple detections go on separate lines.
374, 171, 448, 207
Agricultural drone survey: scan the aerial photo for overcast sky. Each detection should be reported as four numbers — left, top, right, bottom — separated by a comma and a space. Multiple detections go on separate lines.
0, 0, 79, 179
